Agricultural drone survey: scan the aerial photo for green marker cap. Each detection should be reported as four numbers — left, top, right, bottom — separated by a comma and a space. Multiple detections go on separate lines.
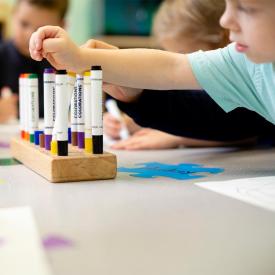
30, 134, 35, 143
28, 73, 38, 79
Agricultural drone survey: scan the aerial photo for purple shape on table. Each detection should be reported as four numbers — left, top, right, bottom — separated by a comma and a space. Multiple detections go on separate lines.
0, 141, 9, 148
0, 238, 5, 247
42, 235, 74, 250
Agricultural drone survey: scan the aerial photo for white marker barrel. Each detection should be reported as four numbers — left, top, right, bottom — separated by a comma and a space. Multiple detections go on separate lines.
27, 74, 39, 143
67, 72, 76, 110
55, 70, 68, 156
70, 82, 78, 146
76, 74, 85, 148
19, 74, 25, 138
43, 68, 55, 150
84, 72, 92, 138
91, 66, 103, 154
23, 74, 29, 139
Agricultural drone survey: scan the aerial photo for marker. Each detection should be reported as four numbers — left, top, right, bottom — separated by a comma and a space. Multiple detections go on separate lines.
21, 74, 29, 141
27, 74, 39, 143
105, 99, 129, 140
67, 72, 75, 145
55, 70, 68, 156
67, 72, 76, 109
34, 130, 43, 146
43, 68, 55, 150
71, 82, 78, 146
68, 127, 71, 144
19, 74, 25, 139
91, 66, 103, 154
50, 125, 57, 155
50, 140, 57, 155
76, 74, 85, 149
39, 133, 45, 148
84, 72, 92, 153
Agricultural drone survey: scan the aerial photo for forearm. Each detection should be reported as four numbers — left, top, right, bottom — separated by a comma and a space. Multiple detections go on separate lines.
80, 48, 200, 90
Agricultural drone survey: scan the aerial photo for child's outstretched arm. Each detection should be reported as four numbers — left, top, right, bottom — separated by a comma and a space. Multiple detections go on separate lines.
29, 26, 200, 91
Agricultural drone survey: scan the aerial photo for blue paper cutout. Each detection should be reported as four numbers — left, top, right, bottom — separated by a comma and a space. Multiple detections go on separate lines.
118, 162, 224, 180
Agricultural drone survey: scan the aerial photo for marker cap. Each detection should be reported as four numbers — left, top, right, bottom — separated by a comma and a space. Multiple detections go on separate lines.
91, 66, 102, 70
92, 135, 103, 154
50, 140, 57, 155
28, 73, 38, 79
85, 138, 93, 153
56, 70, 67, 75
39, 134, 45, 148
67, 71, 76, 77
57, 141, 68, 156
44, 68, 55, 74
21, 130, 25, 139
78, 132, 85, 149
30, 133, 35, 143
34, 130, 43, 146
45, 135, 52, 150
68, 128, 71, 144
71, 132, 78, 146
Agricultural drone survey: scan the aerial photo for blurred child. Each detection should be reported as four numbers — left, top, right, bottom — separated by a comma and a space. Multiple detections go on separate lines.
29, 0, 275, 145
103, 0, 262, 150
0, 0, 68, 122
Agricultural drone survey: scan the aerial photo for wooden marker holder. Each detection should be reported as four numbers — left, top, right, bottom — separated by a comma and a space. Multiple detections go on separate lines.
11, 137, 117, 183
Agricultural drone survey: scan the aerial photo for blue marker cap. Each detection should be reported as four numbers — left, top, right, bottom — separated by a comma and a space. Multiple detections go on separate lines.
68, 128, 71, 144
44, 68, 55, 74
34, 130, 44, 146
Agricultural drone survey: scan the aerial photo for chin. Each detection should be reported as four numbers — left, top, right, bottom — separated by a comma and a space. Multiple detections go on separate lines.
245, 52, 271, 64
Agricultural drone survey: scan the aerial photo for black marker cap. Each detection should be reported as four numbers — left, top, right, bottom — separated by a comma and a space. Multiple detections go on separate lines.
92, 135, 103, 154
57, 140, 68, 156
56, 70, 67, 74
91, 66, 102, 71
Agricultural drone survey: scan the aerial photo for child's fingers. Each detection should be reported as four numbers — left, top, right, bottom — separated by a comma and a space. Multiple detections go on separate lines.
29, 26, 65, 60
43, 37, 66, 53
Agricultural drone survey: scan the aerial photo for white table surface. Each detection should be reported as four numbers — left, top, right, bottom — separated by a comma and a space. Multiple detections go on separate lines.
0, 124, 275, 275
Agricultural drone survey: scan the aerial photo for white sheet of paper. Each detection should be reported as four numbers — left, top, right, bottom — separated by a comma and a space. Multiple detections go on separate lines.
196, 176, 275, 212
0, 207, 52, 275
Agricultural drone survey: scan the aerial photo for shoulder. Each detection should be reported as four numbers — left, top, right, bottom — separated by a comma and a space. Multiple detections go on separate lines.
0, 40, 19, 60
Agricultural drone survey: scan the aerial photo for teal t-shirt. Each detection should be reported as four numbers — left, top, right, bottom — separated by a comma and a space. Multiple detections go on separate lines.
188, 43, 275, 124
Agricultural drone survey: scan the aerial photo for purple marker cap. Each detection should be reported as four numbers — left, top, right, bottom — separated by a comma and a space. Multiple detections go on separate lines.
78, 132, 85, 149
45, 135, 52, 150
44, 68, 55, 74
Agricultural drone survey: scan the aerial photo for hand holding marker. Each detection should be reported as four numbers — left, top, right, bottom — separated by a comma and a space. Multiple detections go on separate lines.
105, 99, 129, 140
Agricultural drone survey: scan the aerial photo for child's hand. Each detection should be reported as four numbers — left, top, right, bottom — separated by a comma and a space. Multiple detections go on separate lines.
111, 128, 184, 150
29, 26, 82, 72
0, 94, 18, 123
103, 112, 122, 139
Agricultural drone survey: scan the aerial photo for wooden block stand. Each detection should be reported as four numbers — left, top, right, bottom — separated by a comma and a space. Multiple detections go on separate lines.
11, 137, 117, 183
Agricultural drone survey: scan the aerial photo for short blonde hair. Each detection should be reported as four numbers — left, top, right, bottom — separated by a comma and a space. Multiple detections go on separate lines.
153, 0, 228, 48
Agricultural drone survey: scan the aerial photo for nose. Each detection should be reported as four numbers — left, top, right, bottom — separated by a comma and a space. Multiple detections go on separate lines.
220, 5, 239, 32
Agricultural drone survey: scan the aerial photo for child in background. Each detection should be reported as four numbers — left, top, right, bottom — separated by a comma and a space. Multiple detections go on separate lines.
29, 0, 275, 143
104, 0, 231, 149
104, 0, 272, 150
0, 0, 68, 122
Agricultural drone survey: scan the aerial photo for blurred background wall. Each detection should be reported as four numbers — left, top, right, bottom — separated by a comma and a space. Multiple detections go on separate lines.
0, 0, 162, 47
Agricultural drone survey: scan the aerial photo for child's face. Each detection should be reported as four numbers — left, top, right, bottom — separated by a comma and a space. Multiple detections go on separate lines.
220, 0, 275, 63
12, 1, 64, 57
